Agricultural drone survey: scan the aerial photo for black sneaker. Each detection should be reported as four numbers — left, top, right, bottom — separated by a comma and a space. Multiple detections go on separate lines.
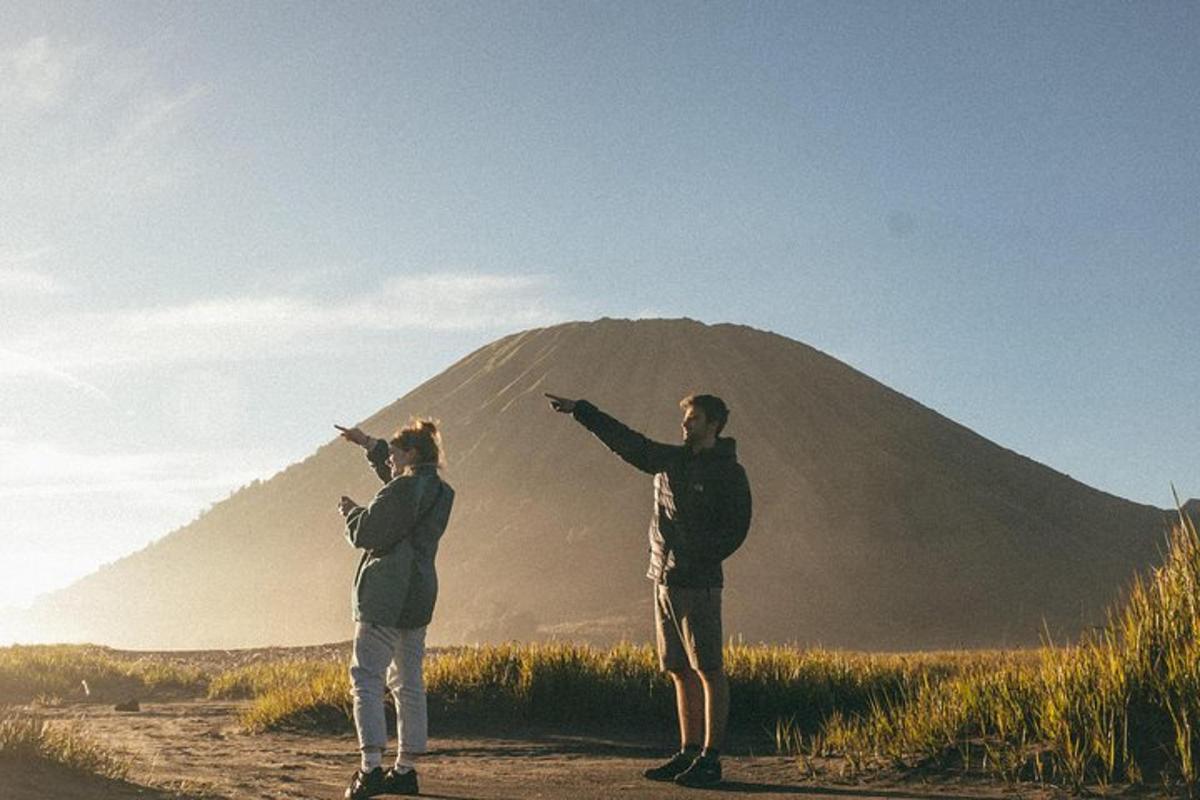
675, 754, 722, 787
643, 750, 698, 782
382, 766, 420, 796
344, 767, 386, 800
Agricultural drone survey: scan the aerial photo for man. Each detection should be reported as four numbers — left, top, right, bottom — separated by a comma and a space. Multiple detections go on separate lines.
546, 392, 752, 787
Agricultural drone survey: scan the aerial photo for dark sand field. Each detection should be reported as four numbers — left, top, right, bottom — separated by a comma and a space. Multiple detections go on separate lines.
4, 695, 1067, 800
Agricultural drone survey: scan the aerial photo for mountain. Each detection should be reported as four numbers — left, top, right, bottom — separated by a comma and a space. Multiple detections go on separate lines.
22, 319, 1173, 650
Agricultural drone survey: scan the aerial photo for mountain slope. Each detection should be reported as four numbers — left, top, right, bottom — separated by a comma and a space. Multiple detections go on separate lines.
25, 319, 1172, 650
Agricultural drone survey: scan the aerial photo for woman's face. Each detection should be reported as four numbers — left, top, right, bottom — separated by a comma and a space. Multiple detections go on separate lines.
387, 446, 416, 478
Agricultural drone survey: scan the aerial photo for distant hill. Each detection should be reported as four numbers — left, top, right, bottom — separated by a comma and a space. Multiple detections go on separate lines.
22, 319, 1174, 650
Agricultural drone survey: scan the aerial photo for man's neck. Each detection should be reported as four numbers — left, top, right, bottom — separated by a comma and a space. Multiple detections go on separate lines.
688, 437, 717, 455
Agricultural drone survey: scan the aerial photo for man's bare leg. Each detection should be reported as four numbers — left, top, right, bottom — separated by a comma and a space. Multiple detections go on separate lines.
644, 669, 705, 781
671, 668, 729, 787
668, 668, 705, 748
698, 669, 729, 752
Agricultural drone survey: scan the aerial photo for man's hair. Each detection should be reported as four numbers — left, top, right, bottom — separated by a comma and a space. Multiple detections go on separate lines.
679, 394, 730, 436
390, 417, 446, 469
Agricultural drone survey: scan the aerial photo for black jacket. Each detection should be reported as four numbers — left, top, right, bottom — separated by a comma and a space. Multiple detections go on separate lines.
573, 400, 751, 588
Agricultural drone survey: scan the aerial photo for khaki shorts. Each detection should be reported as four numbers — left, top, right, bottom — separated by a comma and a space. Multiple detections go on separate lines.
654, 584, 723, 672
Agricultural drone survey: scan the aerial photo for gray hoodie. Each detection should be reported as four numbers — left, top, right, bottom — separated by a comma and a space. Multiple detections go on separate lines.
343, 442, 455, 628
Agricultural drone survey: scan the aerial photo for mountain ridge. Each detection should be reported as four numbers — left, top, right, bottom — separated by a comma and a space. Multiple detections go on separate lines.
21, 318, 1173, 650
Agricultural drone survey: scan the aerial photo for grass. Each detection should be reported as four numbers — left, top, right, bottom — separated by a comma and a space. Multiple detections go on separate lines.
219, 660, 352, 733
227, 640, 993, 736
208, 659, 344, 701
0, 645, 208, 704
2, 639, 976, 741
786, 510, 1200, 790
0, 708, 131, 779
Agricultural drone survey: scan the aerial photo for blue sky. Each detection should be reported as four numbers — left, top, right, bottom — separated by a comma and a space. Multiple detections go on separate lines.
1, 1, 1197, 618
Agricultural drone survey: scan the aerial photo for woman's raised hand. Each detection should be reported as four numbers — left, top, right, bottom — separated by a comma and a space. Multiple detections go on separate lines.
335, 424, 372, 448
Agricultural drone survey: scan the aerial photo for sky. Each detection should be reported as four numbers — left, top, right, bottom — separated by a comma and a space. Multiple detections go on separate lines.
1, 1, 1197, 625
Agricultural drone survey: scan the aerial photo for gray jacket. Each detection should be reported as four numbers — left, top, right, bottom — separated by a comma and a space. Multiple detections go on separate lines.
344, 442, 455, 628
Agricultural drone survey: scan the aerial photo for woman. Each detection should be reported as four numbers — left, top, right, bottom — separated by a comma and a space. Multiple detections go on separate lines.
335, 419, 455, 800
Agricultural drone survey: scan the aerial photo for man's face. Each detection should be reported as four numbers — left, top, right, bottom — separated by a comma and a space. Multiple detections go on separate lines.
681, 405, 717, 447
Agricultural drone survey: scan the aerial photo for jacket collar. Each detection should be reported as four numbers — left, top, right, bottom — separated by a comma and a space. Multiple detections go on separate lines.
689, 436, 737, 461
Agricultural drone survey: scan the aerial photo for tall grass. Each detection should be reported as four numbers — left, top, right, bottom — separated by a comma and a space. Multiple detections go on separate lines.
235, 662, 352, 733
230, 641, 987, 735
0, 645, 207, 703
208, 659, 343, 700
0, 708, 130, 779
426, 641, 669, 724
794, 511, 1200, 789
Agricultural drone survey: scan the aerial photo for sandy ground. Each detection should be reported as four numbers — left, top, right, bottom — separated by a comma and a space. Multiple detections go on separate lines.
2, 699, 1064, 800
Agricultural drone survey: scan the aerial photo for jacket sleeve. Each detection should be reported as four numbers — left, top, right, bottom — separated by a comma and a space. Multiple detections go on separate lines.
572, 400, 678, 475
675, 463, 752, 562
344, 477, 422, 552
366, 439, 391, 483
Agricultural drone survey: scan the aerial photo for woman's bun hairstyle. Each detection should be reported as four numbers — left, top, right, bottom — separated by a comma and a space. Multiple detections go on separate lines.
390, 417, 445, 469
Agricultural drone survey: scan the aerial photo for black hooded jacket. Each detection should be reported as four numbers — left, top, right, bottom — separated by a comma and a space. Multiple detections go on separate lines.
572, 400, 752, 588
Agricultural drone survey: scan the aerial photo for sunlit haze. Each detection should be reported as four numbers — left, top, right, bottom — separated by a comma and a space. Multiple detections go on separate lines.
1, 2, 1197, 634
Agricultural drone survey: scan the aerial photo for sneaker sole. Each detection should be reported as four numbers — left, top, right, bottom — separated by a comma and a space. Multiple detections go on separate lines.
644, 773, 685, 782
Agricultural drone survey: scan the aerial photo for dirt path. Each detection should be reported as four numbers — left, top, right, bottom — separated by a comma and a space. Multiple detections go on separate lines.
26, 701, 1047, 800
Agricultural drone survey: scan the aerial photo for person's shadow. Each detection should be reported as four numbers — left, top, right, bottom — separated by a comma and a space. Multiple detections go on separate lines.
695, 783, 999, 799
376, 784, 1001, 800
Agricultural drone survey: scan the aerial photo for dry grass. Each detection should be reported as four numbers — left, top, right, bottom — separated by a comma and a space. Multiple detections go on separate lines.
227, 641, 988, 736
0, 708, 131, 779
788, 510, 1200, 790
0, 645, 207, 704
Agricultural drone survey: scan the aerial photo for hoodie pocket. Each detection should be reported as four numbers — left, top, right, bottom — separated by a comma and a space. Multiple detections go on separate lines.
356, 542, 416, 623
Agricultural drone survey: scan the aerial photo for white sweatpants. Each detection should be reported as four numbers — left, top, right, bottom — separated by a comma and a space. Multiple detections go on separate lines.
349, 622, 428, 759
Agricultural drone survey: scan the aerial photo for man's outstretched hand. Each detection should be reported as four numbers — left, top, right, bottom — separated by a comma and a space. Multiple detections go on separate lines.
544, 393, 576, 414
335, 424, 373, 448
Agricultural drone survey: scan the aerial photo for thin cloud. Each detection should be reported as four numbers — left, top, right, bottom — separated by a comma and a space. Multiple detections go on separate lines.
371, 273, 568, 331
0, 36, 78, 110
8, 272, 572, 371
1, 35, 208, 204
72, 83, 210, 197
0, 268, 63, 296
0, 248, 64, 297
0, 347, 111, 402
0, 246, 57, 267
0, 439, 276, 508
